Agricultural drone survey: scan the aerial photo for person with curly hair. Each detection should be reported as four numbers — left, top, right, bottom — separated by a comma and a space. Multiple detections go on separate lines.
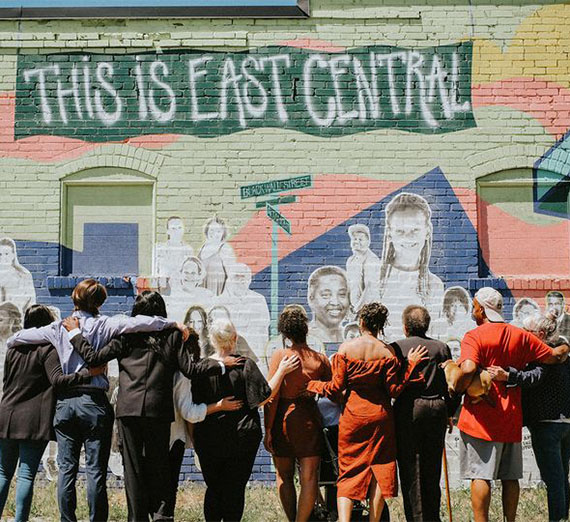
308, 302, 428, 522
265, 306, 332, 522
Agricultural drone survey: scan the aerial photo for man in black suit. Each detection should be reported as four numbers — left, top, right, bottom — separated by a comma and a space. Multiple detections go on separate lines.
392, 305, 459, 522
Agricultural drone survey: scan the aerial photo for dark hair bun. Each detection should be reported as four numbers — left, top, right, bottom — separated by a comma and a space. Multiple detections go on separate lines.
278, 307, 309, 344
358, 302, 389, 336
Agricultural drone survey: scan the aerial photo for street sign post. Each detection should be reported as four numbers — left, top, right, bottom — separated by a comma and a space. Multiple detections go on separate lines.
240, 175, 312, 335
266, 204, 291, 235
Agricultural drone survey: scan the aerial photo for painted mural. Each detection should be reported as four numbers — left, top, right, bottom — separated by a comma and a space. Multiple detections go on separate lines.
4, 2, 570, 488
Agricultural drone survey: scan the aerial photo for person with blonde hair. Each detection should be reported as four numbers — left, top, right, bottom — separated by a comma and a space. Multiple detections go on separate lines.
192, 318, 299, 521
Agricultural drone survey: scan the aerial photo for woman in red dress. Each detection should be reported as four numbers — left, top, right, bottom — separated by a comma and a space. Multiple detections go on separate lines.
308, 302, 427, 522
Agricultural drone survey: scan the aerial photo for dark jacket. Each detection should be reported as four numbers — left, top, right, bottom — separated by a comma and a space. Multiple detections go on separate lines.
507, 338, 570, 425
70, 328, 220, 421
391, 335, 460, 417
0, 344, 91, 441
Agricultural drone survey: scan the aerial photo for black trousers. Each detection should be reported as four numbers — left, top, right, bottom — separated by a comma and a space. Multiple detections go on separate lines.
395, 398, 447, 522
166, 439, 186, 517
118, 417, 172, 522
194, 436, 260, 522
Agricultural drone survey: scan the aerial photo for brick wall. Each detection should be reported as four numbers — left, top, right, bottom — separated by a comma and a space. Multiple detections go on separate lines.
1, 0, 570, 487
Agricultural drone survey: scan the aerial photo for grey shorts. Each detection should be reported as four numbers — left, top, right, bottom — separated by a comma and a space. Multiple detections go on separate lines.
459, 431, 523, 481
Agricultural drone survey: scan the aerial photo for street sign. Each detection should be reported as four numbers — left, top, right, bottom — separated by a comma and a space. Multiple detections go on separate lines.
240, 175, 312, 199
266, 204, 291, 235
255, 195, 297, 209
239, 175, 309, 335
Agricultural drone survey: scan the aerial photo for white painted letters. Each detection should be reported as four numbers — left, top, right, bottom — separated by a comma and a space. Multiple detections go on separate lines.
94, 63, 122, 126
148, 61, 176, 123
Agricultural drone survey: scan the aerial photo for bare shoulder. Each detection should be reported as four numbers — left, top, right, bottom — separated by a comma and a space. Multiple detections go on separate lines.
337, 338, 361, 356
374, 340, 397, 360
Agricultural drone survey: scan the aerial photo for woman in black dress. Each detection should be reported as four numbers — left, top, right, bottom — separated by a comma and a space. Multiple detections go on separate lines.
192, 317, 299, 522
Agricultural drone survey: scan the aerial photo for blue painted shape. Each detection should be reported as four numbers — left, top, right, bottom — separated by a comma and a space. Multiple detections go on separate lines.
13, 239, 137, 320
69, 223, 139, 276
251, 167, 514, 321
533, 130, 570, 218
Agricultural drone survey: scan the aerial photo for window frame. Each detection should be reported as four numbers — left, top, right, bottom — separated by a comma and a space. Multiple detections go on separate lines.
60, 172, 156, 277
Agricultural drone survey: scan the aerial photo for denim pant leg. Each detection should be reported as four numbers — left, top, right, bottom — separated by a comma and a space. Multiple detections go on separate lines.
54, 397, 83, 522
0, 439, 20, 518
14, 440, 48, 522
80, 394, 114, 522
559, 425, 570, 520
530, 423, 570, 522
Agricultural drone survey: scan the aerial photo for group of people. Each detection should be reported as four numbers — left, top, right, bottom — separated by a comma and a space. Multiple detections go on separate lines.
0, 277, 568, 522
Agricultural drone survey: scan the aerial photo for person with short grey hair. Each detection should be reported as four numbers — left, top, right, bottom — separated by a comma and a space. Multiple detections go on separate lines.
487, 311, 570, 522
392, 305, 458, 522
191, 318, 299, 521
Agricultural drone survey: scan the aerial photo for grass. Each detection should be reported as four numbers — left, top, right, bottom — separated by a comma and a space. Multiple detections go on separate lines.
1, 481, 549, 521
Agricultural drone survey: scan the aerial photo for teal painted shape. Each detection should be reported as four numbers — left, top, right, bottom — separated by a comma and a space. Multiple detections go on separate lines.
534, 131, 570, 218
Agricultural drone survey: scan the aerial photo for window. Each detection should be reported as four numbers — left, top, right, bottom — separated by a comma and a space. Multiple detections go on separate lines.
477, 168, 570, 278
61, 168, 154, 277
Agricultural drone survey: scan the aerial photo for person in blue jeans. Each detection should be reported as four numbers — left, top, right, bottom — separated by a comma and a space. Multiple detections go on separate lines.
0, 304, 105, 522
6, 279, 187, 522
487, 311, 570, 522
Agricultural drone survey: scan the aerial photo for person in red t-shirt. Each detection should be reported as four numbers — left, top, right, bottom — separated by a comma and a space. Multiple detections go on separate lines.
453, 287, 569, 522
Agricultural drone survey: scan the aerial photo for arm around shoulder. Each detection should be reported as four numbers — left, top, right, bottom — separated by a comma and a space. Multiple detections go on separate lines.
43, 347, 92, 390
70, 333, 125, 365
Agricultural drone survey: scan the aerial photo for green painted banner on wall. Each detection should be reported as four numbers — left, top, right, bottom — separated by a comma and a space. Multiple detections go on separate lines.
15, 43, 474, 142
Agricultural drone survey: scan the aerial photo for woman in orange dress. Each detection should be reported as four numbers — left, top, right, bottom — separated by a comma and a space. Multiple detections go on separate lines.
307, 302, 427, 522
265, 305, 332, 522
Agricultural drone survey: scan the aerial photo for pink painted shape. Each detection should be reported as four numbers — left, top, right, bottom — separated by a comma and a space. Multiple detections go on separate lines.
229, 175, 403, 275
473, 79, 570, 139
477, 195, 570, 277
0, 92, 181, 162
277, 38, 346, 53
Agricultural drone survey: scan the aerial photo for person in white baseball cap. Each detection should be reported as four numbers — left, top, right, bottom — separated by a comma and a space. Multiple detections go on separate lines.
473, 287, 504, 323
451, 286, 569, 522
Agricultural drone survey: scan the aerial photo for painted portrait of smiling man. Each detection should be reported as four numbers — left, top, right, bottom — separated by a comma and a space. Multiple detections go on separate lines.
378, 192, 444, 340
307, 265, 350, 343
